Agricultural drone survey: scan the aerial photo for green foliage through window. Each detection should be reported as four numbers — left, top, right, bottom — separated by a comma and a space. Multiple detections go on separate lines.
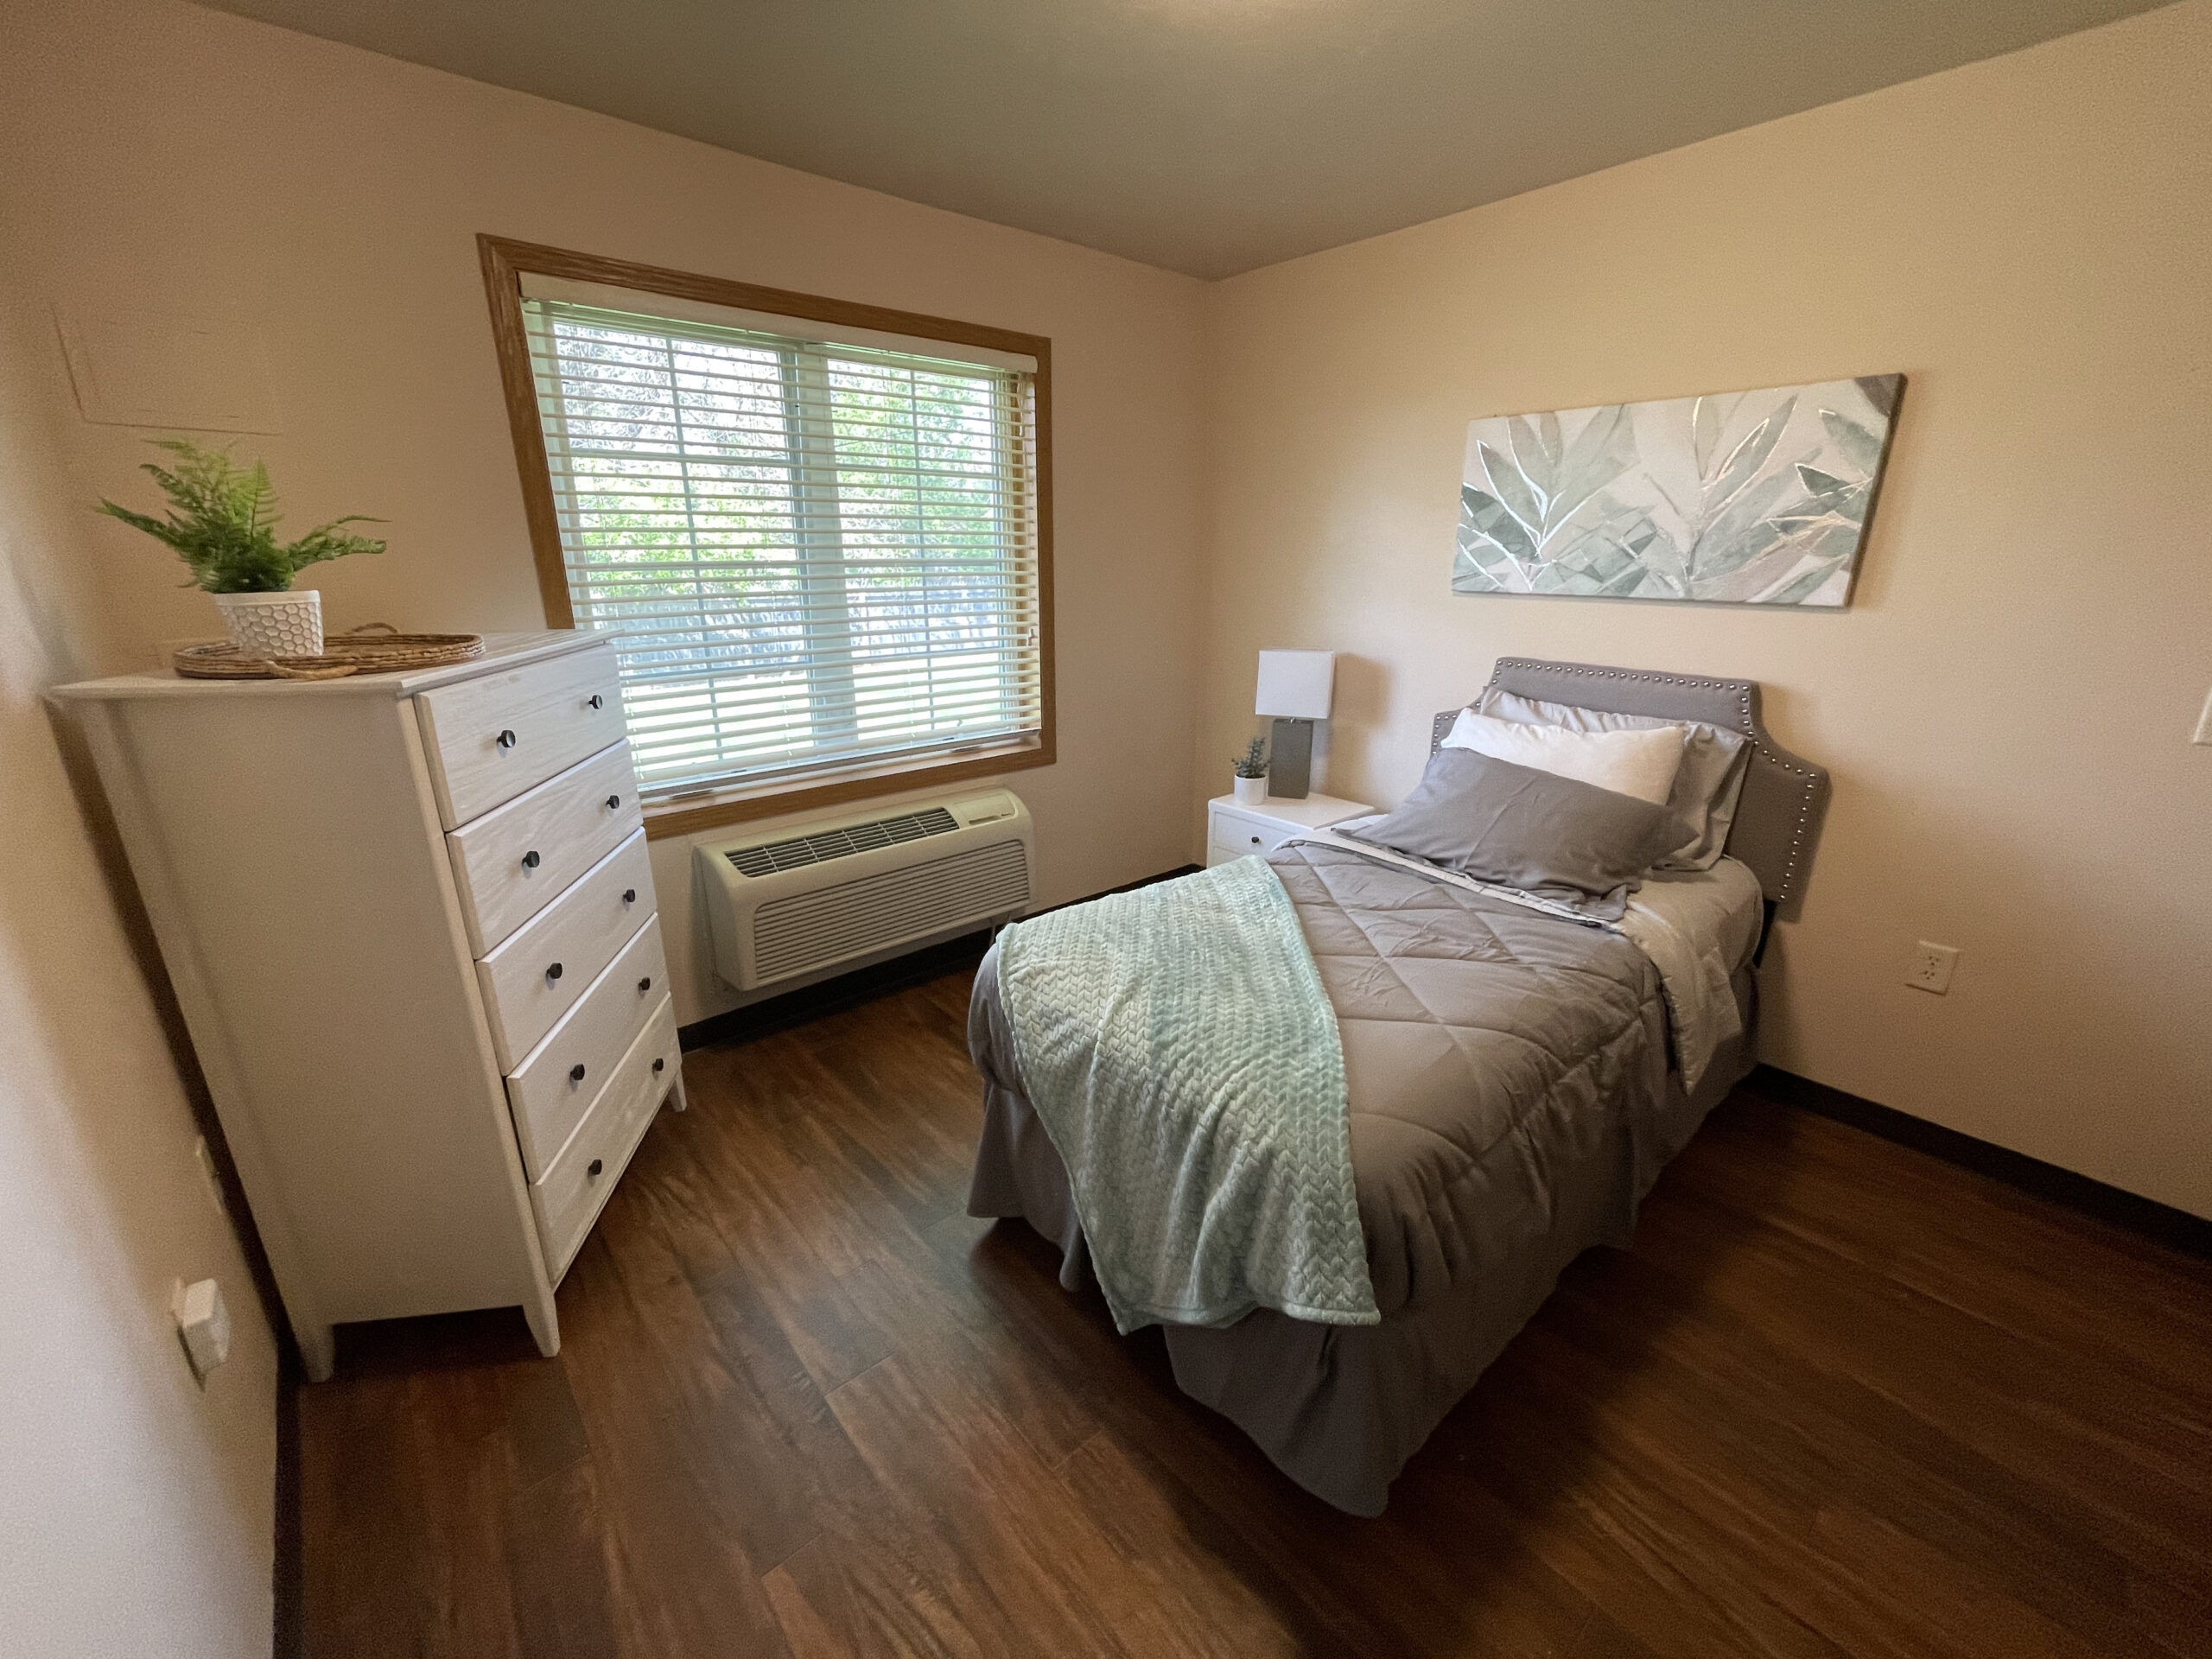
524, 298, 1041, 797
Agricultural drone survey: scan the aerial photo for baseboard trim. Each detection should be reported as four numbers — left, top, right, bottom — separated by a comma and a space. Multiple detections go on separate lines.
272, 1342, 302, 1657
679, 863, 1202, 1052
678, 928, 995, 1051
1745, 1065, 2211, 1260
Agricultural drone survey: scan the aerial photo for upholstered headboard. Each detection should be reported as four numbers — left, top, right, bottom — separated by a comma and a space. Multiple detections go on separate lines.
1430, 658, 1829, 917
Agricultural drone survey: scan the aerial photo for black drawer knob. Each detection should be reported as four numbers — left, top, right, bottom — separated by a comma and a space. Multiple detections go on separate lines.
622, 887, 638, 904
569, 1063, 587, 1083
652, 1057, 665, 1074
587, 1158, 603, 1178
496, 728, 517, 749
546, 962, 563, 982
638, 976, 652, 993
521, 849, 541, 870
1249, 835, 1261, 846
606, 793, 621, 810
587, 694, 604, 710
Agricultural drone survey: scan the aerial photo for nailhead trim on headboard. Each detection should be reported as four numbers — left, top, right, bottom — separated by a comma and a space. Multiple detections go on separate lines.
1427, 658, 1827, 910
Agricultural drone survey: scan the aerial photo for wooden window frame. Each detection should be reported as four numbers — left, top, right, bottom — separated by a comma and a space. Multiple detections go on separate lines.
476, 234, 1055, 841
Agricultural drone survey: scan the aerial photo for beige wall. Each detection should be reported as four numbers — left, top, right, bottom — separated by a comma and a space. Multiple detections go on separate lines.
0, 271, 280, 1650
1198, 2, 2212, 1217
1, 0, 1207, 1026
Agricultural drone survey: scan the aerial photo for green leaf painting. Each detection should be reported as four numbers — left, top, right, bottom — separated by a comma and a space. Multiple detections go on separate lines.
1452, 374, 1902, 607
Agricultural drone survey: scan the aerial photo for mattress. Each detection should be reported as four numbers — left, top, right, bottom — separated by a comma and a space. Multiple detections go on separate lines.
967, 841, 1764, 1514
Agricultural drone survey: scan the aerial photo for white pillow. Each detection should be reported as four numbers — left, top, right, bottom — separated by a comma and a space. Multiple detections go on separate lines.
1441, 709, 1687, 807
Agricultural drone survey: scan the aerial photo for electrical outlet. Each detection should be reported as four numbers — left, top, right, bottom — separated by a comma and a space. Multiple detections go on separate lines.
172, 1278, 232, 1386
1908, 941, 1959, 995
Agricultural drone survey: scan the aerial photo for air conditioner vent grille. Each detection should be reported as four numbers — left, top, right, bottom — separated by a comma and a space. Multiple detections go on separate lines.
725, 805, 960, 878
753, 840, 1029, 986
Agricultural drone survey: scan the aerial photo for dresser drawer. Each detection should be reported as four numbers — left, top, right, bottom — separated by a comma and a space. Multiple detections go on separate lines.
476, 829, 657, 1071
448, 742, 644, 956
416, 645, 626, 829
1211, 807, 1294, 856
505, 916, 669, 1179
531, 997, 678, 1280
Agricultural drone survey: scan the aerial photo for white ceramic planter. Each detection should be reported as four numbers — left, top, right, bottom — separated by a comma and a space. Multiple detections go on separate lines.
1232, 773, 1268, 805
214, 589, 323, 658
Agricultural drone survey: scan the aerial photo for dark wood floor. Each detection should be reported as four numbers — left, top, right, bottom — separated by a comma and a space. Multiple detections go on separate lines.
301, 963, 2212, 1658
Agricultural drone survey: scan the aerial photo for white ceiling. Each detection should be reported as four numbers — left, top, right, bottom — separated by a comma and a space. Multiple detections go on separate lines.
200, 0, 2171, 277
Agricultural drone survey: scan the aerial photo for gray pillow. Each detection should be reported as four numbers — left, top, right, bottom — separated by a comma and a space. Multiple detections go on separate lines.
1347, 747, 1693, 920
1474, 688, 1751, 870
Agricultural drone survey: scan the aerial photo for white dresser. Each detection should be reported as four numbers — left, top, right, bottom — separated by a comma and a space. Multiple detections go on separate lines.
57, 632, 682, 1380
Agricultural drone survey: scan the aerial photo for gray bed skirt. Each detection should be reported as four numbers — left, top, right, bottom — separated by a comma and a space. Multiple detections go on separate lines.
965, 945, 1757, 1517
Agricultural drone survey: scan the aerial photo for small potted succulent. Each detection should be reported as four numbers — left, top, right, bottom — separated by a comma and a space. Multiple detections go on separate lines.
1231, 734, 1269, 805
98, 439, 385, 658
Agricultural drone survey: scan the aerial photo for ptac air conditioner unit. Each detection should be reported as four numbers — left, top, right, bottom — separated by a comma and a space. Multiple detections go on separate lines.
696, 790, 1033, 1000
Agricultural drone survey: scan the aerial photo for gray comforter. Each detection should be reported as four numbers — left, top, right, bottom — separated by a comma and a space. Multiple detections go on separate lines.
968, 841, 1756, 1514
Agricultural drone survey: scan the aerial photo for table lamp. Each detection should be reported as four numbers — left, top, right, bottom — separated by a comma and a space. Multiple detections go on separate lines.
1255, 649, 1335, 799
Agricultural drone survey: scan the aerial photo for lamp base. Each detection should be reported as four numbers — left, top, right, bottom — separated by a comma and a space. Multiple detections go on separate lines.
1269, 717, 1313, 799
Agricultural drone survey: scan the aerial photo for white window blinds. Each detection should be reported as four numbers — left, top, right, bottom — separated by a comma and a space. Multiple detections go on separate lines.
520, 291, 1043, 801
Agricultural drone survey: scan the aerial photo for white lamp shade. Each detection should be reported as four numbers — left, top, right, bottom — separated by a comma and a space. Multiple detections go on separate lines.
1255, 649, 1336, 719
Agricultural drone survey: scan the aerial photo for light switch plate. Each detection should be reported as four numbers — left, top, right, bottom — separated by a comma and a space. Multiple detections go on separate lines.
193, 1135, 227, 1219
2193, 686, 2212, 745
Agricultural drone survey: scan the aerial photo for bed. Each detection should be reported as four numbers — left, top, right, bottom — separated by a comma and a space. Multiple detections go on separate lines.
965, 658, 1828, 1516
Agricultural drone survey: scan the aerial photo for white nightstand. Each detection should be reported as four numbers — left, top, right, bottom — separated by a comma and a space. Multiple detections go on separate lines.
1205, 791, 1375, 868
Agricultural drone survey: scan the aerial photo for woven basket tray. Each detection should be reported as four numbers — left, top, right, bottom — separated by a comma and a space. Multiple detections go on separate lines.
174, 625, 486, 682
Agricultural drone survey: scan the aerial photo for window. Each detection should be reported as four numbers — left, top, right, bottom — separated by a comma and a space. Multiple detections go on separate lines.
480, 238, 1052, 834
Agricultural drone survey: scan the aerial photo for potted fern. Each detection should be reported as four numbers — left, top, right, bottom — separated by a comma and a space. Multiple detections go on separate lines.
1231, 735, 1268, 804
99, 440, 385, 658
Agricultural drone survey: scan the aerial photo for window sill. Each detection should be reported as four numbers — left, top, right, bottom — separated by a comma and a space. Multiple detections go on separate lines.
640, 734, 1053, 841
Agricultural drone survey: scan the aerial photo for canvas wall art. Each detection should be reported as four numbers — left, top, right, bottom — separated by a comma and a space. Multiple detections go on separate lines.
1452, 373, 1903, 607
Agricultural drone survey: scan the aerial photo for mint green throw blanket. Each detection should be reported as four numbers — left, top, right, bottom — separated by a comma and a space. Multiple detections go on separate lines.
995, 857, 1380, 1334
